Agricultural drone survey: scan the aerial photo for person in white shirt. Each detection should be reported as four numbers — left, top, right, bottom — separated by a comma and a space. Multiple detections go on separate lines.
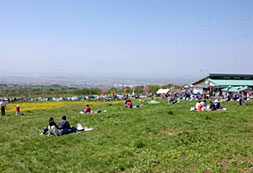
1, 100, 7, 116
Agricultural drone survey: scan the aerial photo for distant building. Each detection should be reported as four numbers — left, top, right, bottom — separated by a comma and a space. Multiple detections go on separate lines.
192, 73, 253, 94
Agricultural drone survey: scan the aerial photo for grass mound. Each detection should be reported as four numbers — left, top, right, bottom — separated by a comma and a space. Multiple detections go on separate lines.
0, 100, 253, 172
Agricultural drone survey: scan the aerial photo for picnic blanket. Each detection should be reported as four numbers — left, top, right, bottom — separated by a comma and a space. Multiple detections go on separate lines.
148, 100, 160, 104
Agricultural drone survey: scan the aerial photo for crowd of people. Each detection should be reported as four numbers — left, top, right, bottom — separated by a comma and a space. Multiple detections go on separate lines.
0, 94, 141, 104
164, 88, 252, 102
190, 99, 226, 112
1, 87, 252, 107
1, 87, 252, 138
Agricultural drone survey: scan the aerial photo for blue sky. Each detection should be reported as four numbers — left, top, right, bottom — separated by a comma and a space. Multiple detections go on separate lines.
0, 0, 253, 79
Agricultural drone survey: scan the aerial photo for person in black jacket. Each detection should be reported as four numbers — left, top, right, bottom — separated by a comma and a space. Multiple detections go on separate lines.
57, 115, 72, 135
41, 117, 58, 135
57, 115, 70, 129
209, 101, 216, 111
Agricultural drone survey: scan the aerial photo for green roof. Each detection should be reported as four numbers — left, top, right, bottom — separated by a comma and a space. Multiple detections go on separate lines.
194, 85, 209, 89
221, 86, 249, 93
208, 79, 253, 87
192, 73, 253, 85
209, 73, 253, 77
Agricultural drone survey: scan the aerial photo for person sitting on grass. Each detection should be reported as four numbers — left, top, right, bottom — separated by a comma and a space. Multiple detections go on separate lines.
207, 101, 216, 111
81, 105, 107, 114
195, 100, 201, 110
190, 100, 204, 111
127, 100, 133, 108
124, 99, 128, 108
214, 99, 227, 111
168, 97, 177, 104
41, 116, 77, 136
201, 100, 207, 107
83, 105, 91, 114
57, 115, 71, 135
41, 117, 58, 135
48, 125, 62, 136
200, 100, 207, 111
58, 115, 78, 134
197, 101, 203, 111
214, 99, 221, 110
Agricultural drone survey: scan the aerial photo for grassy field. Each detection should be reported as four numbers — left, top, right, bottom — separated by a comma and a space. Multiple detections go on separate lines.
0, 100, 253, 172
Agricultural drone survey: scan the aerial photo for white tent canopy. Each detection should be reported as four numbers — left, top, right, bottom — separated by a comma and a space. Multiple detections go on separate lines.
156, 88, 170, 94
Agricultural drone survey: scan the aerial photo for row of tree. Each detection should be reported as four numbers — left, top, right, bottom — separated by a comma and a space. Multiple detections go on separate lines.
0, 84, 182, 97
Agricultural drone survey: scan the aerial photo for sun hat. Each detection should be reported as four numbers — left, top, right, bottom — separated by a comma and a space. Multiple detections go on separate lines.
77, 123, 84, 131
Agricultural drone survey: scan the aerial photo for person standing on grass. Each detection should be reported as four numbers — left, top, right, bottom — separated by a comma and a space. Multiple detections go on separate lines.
243, 91, 247, 105
1, 100, 7, 116
16, 105, 20, 115
238, 92, 242, 106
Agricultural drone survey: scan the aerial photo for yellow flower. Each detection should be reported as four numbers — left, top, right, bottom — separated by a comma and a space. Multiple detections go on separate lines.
6, 101, 122, 113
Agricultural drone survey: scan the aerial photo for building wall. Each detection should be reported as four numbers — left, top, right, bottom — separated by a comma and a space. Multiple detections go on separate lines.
193, 87, 203, 94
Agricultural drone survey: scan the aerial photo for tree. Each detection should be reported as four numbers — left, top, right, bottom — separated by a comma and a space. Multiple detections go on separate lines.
143, 86, 149, 94
134, 86, 144, 94
101, 88, 107, 95
147, 85, 160, 93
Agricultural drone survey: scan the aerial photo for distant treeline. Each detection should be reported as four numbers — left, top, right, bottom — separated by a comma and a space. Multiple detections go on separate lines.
0, 84, 182, 97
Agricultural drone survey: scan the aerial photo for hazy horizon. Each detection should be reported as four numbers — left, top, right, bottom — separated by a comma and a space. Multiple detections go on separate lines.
0, 71, 198, 80
0, 75, 192, 89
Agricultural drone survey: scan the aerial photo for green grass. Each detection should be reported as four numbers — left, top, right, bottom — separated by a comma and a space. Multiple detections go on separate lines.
0, 100, 253, 172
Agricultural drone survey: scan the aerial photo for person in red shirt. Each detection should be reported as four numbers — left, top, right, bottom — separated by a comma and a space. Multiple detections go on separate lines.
197, 103, 203, 111
127, 100, 133, 108
83, 105, 91, 114
16, 105, 20, 115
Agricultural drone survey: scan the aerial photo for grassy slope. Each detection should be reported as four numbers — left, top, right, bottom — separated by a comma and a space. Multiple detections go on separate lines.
0, 100, 253, 172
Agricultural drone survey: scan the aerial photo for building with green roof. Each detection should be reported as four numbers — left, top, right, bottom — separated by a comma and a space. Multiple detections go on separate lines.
192, 73, 253, 94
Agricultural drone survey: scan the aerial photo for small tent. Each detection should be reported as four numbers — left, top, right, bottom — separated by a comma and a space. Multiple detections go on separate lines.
156, 88, 170, 95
